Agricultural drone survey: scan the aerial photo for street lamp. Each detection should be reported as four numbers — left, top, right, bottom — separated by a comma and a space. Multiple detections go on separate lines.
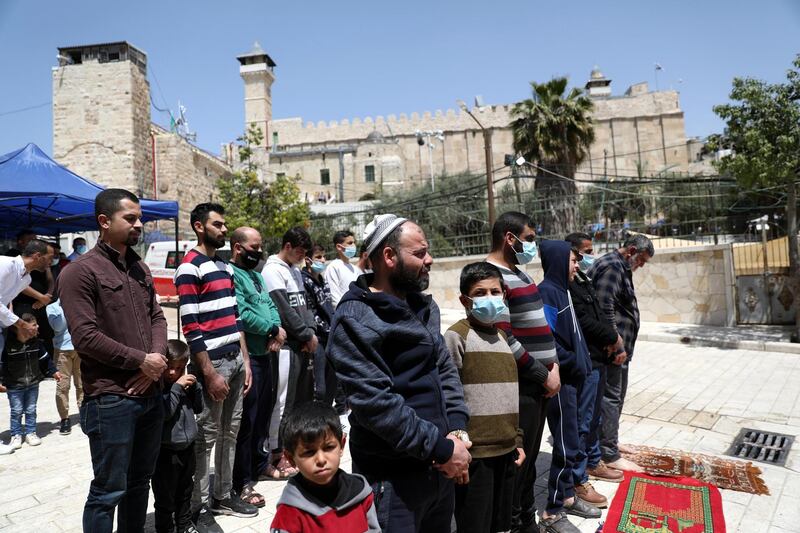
457, 99, 495, 226
415, 129, 444, 192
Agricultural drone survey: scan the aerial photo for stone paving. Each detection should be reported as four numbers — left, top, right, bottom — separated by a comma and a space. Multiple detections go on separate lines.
1, 326, 799, 532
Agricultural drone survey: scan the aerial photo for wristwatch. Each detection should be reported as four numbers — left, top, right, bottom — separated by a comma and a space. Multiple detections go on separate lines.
448, 430, 470, 443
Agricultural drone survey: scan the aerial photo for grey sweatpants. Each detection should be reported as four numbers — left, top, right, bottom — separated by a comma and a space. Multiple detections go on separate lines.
192, 351, 245, 509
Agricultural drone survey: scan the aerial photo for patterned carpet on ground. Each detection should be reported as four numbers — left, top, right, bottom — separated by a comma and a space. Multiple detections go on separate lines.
620, 444, 769, 495
604, 472, 726, 533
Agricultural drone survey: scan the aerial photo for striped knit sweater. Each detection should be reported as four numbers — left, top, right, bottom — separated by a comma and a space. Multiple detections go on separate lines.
175, 249, 242, 358
444, 318, 523, 459
487, 261, 557, 392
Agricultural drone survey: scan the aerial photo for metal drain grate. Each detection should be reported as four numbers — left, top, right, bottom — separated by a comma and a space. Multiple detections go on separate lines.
726, 428, 794, 466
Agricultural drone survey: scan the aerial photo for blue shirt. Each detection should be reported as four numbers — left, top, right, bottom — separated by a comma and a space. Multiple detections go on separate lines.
46, 300, 74, 351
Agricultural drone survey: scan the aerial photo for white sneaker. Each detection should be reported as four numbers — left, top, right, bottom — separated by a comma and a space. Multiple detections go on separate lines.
10, 435, 23, 450
0, 443, 14, 455
25, 434, 41, 446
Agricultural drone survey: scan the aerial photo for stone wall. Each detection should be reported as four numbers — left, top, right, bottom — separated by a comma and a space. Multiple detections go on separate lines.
266, 88, 690, 201
53, 59, 153, 196
425, 244, 736, 327
152, 127, 232, 236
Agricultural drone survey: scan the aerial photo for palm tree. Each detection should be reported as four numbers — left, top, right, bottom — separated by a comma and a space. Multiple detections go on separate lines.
510, 77, 594, 235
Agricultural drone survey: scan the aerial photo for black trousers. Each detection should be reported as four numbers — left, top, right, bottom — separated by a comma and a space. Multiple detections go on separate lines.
455, 452, 517, 533
511, 393, 549, 528
232, 355, 274, 491
312, 344, 337, 406
356, 466, 454, 533
152, 442, 195, 533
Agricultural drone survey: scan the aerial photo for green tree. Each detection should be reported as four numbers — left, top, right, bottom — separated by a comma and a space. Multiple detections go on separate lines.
217, 126, 310, 251
711, 55, 800, 336
510, 77, 595, 235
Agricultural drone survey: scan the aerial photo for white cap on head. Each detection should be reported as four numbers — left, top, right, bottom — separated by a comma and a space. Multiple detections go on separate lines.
362, 214, 408, 257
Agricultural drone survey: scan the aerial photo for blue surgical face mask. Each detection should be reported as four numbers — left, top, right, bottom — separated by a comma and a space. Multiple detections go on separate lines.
76, 244, 88, 255
311, 260, 327, 273
343, 245, 357, 259
579, 254, 595, 270
512, 234, 537, 265
467, 295, 507, 324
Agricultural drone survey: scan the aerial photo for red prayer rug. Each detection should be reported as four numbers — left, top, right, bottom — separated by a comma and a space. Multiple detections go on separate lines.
604, 472, 726, 533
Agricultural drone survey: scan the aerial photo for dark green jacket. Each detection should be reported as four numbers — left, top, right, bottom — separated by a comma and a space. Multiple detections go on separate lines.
231, 263, 281, 356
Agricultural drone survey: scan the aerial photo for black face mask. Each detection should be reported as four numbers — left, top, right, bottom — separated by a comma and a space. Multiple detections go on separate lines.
240, 248, 263, 270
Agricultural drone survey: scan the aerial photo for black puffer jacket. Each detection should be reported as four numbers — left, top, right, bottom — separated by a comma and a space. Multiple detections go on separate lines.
1, 337, 55, 389
568, 270, 618, 369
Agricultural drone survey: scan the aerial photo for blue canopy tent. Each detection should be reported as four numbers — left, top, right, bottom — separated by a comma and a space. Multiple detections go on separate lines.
0, 143, 178, 234
0, 143, 182, 335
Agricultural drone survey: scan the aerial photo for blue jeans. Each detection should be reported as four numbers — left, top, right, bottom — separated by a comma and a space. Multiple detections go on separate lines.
81, 393, 164, 533
8, 383, 40, 436
573, 367, 603, 485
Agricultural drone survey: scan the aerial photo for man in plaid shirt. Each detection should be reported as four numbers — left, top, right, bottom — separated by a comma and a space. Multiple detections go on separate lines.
588, 234, 654, 473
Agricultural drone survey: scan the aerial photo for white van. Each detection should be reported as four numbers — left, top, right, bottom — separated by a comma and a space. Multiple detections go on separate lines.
145, 241, 231, 300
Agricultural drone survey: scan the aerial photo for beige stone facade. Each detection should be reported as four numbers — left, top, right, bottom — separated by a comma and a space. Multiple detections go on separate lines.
247, 60, 695, 203
53, 48, 154, 196
151, 125, 232, 236
52, 42, 231, 235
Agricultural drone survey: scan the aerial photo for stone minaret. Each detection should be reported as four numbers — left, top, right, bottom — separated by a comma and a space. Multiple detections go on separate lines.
52, 42, 153, 196
237, 42, 276, 149
585, 66, 612, 98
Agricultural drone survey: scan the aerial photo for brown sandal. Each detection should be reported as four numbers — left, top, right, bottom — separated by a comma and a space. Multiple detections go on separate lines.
239, 485, 265, 508
276, 455, 299, 477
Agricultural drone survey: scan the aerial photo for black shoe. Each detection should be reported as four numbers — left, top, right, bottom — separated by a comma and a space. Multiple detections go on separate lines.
179, 526, 199, 533
192, 506, 223, 533
539, 512, 582, 533
210, 494, 258, 518
59, 418, 71, 435
564, 497, 602, 519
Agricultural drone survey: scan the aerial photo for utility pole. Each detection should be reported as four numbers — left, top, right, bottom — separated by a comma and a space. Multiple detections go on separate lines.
458, 100, 495, 226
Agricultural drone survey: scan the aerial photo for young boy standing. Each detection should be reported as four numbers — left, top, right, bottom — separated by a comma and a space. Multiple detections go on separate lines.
323, 230, 362, 308
537, 241, 599, 533
271, 401, 380, 533
302, 244, 337, 405
2, 313, 61, 449
444, 262, 526, 533
152, 339, 204, 533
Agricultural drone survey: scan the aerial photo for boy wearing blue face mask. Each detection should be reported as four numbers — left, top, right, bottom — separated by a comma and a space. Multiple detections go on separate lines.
325, 230, 363, 308
302, 245, 337, 406
444, 262, 526, 533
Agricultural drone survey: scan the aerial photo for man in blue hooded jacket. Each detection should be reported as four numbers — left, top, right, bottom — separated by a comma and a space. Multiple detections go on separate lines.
327, 214, 471, 533
537, 240, 599, 533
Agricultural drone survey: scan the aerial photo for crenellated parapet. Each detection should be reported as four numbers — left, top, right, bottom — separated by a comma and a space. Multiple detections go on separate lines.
271, 88, 682, 146
271, 105, 516, 145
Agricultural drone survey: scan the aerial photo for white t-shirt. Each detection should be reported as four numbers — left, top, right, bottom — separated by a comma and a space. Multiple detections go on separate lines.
324, 258, 363, 308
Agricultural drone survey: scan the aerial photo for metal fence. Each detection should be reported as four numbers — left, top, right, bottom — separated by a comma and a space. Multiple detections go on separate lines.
308, 169, 794, 260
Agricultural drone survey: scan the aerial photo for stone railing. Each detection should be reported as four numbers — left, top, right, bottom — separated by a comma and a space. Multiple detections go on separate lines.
426, 244, 735, 327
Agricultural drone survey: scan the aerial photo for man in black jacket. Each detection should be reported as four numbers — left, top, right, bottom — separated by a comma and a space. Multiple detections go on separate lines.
564, 233, 625, 508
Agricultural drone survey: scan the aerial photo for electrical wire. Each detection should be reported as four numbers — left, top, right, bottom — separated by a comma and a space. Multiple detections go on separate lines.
0, 101, 51, 118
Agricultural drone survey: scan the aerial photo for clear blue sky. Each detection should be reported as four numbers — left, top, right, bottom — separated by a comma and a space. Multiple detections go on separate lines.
1, 0, 798, 157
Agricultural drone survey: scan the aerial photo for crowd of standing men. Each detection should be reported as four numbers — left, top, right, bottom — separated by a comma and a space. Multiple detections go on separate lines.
0, 186, 655, 533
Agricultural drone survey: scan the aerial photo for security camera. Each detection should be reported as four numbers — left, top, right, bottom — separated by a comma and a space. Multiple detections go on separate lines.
417, 136, 425, 146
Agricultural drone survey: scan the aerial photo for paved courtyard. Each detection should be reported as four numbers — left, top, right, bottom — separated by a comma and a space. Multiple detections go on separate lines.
1, 329, 799, 532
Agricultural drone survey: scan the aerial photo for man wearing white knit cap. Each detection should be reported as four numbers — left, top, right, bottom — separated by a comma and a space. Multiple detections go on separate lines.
327, 214, 471, 533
